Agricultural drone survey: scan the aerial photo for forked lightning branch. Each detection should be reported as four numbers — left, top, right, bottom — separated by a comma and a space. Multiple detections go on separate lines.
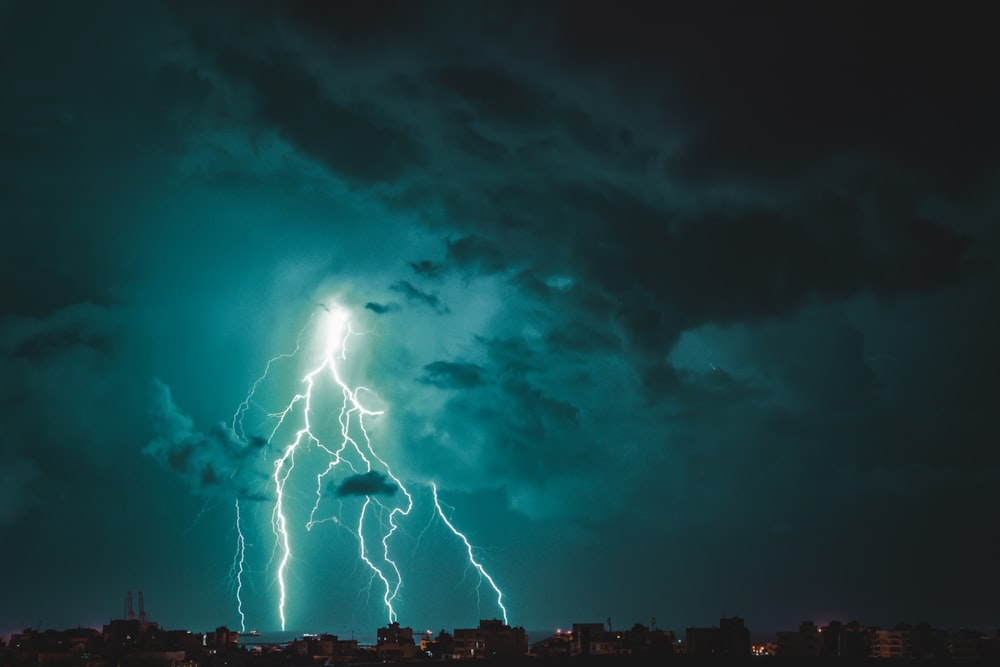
228, 304, 507, 631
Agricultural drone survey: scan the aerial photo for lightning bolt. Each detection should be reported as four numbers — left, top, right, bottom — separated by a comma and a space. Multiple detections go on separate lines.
299, 308, 414, 623
228, 311, 320, 631
228, 302, 507, 630
231, 499, 247, 633
432, 483, 508, 625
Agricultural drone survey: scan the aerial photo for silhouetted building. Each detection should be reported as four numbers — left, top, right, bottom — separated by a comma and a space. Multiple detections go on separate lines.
686, 617, 749, 657
873, 625, 915, 659
529, 631, 573, 657
720, 616, 750, 656
423, 630, 454, 659
103, 619, 146, 650
777, 620, 822, 657
820, 620, 874, 658
913, 622, 950, 660
376, 622, 419, 661
329, 635, 361, 661
5, 628, 102, 667
571, 623, 606, 656
206, 626, 238, 650
98, 620, 208, 667
287, 633, 358, 660
950, 630, 978, 660
453, 619, 527, 659
949, 629, 999, 660
619, 624, 675, 657
685, 626, 720, 656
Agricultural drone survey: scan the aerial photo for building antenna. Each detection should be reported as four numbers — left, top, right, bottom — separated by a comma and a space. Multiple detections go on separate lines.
126, 591, 136, 621
138, 591, 147, 625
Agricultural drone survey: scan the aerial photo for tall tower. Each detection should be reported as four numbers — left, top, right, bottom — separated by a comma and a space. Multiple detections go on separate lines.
125, 591, 136, 621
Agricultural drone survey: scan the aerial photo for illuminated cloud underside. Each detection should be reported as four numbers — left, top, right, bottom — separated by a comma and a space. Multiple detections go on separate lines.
230, 304, 507, 630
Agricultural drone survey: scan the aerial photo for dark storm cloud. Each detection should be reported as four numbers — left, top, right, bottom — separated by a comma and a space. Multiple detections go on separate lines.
276, 1, 434, 47
4, 0, 1000, 636
390, 281, 450, 314
612, 203, 976, 319
192, 45, 423, 186
0, 0, 192, 319
556, 3, 1000, 190
418, 361, 487, 389
637, 359, 768, 407
435, 62, 622, 160
13, 321, 113, 360
0, 263, 110, 319
438, 65, 551, 128
434, 181, 983, 365
445, 236, 507, 274
407, 336, 588, 490
499, 375, 579, 426
364, 301, 400, 315
145, 380, 268, 501
333, 471, 397, 498
408, 260, 445, 279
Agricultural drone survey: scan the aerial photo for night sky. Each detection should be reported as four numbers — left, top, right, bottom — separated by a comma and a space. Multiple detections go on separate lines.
2, 1, 999, 640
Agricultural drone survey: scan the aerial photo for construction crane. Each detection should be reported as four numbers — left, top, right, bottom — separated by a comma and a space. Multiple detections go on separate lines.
125, 591, 136, 621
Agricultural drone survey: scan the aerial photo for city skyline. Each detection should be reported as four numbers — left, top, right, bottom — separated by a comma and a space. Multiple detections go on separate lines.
6, 608, 1000, 655
2, 1, 999, 639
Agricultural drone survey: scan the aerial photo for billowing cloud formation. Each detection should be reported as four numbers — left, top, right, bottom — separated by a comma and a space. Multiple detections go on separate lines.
364, 301, 400, 315
145, 379, 267, 501
333, 471, 398, 498
390, 281, 450, 314
418, 361, 486, 389
1, 0, 998, 637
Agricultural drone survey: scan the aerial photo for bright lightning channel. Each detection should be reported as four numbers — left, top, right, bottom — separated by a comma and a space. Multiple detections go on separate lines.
231, 499, 247, 633
230, 303, 507, 630
432, 483, 508, 626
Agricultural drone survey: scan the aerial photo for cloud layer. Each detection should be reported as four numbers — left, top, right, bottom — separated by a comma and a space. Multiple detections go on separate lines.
1, 0, 998, 637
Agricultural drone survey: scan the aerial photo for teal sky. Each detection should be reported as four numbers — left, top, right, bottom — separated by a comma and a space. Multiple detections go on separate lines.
2, 1, 999, 639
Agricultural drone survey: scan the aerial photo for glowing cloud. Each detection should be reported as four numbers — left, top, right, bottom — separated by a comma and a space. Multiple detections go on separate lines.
225, 302, 507, 630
